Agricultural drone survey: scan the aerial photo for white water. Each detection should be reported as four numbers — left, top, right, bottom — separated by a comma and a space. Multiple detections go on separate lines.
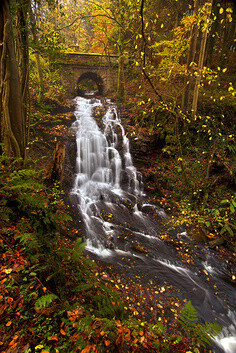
70, 96, 236, 353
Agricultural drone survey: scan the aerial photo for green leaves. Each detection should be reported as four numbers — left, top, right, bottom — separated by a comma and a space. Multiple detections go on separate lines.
179, 301, 221, 348
35, 294, 58, 309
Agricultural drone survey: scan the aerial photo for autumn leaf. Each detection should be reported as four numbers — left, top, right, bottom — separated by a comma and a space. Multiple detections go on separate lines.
104, 340, 111, 346
81, 345, 92, 353
6, 321, 12, 327
60, 328, 66, 336
49, 335, 58, 341
100, 330, 105, 336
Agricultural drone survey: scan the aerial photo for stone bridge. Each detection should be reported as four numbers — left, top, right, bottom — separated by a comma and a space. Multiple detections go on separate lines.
51, 53, 119, 96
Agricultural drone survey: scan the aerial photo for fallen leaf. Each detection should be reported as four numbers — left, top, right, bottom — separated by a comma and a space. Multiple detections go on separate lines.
105, 340, 111, 346
60, 328, 66, 336
81, 345, 92, 353
6, 321, 12, 327
49, 335, 58, 341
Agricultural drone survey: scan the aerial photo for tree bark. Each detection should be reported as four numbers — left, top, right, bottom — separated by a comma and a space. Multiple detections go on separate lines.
181, 0, 200, 111
45, 142, 65, 185
29, 3, 45, 102
192, 0, 213, 118
0, 0, 26, 159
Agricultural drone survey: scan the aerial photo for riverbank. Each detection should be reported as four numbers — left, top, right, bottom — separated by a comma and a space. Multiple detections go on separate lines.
1, 94, 234, 353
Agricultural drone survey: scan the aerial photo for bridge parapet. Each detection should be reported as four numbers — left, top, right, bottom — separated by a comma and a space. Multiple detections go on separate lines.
53, 52, 118, 67
51, 53, 119, 96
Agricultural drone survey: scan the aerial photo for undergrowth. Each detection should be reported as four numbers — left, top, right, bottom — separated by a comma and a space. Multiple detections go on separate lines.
0, 156, 221, 352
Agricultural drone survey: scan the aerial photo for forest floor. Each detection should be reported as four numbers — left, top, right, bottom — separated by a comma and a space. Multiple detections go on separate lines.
1, 93, 235, 353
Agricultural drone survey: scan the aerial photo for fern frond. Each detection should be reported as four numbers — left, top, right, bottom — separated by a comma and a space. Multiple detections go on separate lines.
198, 322, 221, 347
178, 300, 198, 331
16, 233, 40, 250
35, 294, 58, 309
71, 238, 86, 262
0, 205, 13, 222
179, 301, 221, 348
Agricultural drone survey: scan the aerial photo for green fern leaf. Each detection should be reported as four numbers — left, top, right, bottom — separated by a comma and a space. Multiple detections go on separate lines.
16, 233, 40, 250
35, 294, 58, 309
178, 300, 198, 331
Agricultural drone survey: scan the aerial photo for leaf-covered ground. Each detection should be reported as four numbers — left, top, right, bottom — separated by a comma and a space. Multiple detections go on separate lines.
1, 95, 233, 352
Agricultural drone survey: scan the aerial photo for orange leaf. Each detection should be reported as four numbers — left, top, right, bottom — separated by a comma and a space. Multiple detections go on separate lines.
105, 340, 111, 346
7, 297, 13, 305
41, 351, 50, 353
60, 328, 66, 336
6, 321, 12, 327
81, 345, 92, 353
50, 335, 58, 341
100, 331, 105, 336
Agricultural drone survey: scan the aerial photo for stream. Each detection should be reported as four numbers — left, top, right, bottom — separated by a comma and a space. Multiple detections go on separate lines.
69, 96, 236, 353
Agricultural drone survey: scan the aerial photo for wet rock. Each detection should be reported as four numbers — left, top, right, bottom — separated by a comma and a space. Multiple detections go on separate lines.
208, 238, 225, 249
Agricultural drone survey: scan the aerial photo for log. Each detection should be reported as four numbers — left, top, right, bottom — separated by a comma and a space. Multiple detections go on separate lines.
45, 142, 65, 185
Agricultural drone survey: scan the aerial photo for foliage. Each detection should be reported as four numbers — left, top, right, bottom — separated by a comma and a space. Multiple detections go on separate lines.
35, 294, 58, 309
179, 301, 221, 348
0, 154, 214, 353
29, 51, 66, 104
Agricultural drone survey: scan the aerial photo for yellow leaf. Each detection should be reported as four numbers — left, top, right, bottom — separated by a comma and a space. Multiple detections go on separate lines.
219, 7, 224, 14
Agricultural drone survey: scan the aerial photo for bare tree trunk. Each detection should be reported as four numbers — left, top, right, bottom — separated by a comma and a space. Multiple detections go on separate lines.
0, 0, 26, 159
29, 3, 45, 102
205, 0, 219, 68
181, 0, 200, 111
16, 0, 30, 148
192, 0, 213, 118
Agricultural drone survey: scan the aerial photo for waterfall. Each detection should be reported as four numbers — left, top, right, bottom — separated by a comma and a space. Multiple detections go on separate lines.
70, 96, 236, 353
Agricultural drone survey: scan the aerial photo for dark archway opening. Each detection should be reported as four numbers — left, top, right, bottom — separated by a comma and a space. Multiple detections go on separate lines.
76, 72, 104, 97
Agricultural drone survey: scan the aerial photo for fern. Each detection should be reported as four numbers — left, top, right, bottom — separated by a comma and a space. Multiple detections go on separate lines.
71, 238, 86, 262
0, 202, 13, 223
35, 294, 58, 309
16, 232, 40, 250
179, 301, 221, 348
178, 300, 198, 331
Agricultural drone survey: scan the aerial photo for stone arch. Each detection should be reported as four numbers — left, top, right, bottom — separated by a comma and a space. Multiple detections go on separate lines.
76, 72, 104, 96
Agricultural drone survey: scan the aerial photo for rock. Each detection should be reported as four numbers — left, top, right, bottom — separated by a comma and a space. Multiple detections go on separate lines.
208, 238, 225, 249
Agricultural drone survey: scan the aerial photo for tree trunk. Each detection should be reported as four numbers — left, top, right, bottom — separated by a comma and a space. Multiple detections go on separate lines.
117, 48, 125, 98
181, 0, 200, 111
45, 142, 65, 185
0, 0, 26, 159
205, 0, 219, 68
192, 0, 213, 118
29, 3, 45, 102
219, 1, 236, 68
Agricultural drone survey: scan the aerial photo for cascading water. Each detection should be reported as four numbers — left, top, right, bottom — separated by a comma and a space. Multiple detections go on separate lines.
70, 96, 236, 353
